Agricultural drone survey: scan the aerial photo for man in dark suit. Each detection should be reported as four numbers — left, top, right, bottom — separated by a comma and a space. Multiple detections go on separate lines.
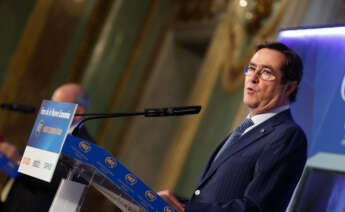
159, 42, 307, 212
0, 83, 94, 212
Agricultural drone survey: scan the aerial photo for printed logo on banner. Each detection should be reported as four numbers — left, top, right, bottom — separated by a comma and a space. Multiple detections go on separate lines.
105, 156, 117, 168
164, 206, 174, 212
22, 157, 31, 166
43, 162, 53, 170
125, 174, 137, 186
32, 160, 41, 168
341, 75, 345, 101
43, 126, 62, 135
145, 190, 157, 202
34, 120, 63, 136
35, 120, 44, 136
79, 141, 91, 153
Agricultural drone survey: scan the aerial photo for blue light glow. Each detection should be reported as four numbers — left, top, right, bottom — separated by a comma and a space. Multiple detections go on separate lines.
279, 26, 345, 38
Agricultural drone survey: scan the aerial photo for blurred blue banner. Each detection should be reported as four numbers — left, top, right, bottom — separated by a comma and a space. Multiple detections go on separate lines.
279, 26, 345, 157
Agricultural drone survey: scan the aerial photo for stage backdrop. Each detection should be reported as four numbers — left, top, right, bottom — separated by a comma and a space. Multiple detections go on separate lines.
278, 26, 345, 157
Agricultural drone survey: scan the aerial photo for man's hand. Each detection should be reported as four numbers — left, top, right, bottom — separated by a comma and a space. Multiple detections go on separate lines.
0, 142, 22, 165
158, 190, 185, 212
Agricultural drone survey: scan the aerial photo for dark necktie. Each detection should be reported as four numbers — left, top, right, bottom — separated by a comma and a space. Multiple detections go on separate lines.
214, 118, 254, 161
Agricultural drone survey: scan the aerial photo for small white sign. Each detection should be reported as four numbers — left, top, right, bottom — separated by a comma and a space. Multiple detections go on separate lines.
18, 100, 77, 182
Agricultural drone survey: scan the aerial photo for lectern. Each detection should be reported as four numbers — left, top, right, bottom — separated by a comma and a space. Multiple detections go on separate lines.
49, 135, 176, 212
16, 100, 188, 212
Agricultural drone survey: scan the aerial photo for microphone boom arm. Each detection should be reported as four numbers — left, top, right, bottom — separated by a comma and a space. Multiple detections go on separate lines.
72, 106, 201, 137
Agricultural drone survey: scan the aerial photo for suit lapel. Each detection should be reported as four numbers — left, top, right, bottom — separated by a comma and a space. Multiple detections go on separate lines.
198, 136, 229, 180
196, 110, 292, 189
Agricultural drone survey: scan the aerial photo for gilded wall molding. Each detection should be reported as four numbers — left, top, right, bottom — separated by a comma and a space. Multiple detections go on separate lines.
96, 0, 161, 148
222, 0, 290, 93
156, 0, 236, 190
0, 0, 54, 131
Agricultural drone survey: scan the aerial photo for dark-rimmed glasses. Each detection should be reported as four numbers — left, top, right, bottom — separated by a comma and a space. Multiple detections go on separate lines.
244, 64, 278, 81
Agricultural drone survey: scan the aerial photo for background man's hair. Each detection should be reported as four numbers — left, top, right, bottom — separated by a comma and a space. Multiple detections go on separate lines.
256, 41, 303, 102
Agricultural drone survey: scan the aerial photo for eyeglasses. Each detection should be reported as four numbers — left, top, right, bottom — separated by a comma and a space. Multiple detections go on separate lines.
244, 64, 278, 81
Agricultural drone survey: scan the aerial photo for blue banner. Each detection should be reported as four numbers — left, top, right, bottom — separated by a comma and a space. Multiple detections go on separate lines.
27, 100, 76, 153
0, 152, 18, 178
62, 135, 177, 212
278, 26, 345, 157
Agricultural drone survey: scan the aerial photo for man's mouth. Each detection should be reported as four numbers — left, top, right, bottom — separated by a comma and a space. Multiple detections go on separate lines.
246, 87, 256, 94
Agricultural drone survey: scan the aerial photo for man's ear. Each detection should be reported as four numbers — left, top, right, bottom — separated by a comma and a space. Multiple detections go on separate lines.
284, 81, 297, 97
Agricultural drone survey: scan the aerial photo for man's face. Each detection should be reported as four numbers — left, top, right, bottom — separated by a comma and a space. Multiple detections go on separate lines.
243, 48, 294, 116
51, 88, 85, 123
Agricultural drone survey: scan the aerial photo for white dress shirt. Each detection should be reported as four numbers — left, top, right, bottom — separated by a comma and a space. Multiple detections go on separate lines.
243, 104, 290, 135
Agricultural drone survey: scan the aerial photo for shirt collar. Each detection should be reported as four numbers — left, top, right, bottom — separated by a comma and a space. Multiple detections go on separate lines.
243, 104, 290, 134
249, 104, 290, 126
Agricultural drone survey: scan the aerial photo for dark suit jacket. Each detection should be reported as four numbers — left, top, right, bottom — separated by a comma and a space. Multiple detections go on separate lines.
184, 110, 307, 212
1, 125, 94, 212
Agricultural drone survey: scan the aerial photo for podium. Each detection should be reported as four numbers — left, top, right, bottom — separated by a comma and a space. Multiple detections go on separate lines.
49, 135, 176, 212
16, 100, 194, 211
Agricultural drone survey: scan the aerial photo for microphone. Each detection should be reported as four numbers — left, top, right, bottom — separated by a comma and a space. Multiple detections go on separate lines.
0, 103, 35, 113
144, 106, 201, 117
72, 106, 201, 137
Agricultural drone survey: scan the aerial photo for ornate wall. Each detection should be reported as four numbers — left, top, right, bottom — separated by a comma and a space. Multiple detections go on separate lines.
0, 0, 345, 210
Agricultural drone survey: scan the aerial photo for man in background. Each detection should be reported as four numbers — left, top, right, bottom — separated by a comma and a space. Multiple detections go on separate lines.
159, 42, 307, 212
0, 83, 93, 212
50, 83, 93, 141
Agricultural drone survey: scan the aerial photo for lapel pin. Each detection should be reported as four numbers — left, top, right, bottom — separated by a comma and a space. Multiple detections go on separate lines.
260, 129, 265, 133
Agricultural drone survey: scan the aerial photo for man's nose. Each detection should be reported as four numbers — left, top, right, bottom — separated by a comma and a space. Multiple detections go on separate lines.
249, 70, 260, 83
